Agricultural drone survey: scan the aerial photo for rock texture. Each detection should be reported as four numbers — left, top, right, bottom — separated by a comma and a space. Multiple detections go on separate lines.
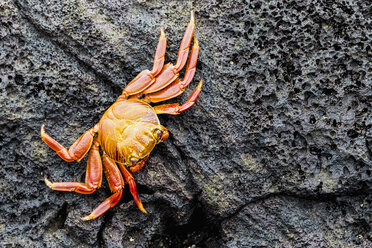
0, 0, 371, 247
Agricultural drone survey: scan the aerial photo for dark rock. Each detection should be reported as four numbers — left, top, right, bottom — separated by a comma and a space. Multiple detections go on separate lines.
0, 0, 370, 247
221, 194, 371, 247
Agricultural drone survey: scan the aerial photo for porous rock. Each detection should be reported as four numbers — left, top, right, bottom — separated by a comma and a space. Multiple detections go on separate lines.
0, 0, 370, 247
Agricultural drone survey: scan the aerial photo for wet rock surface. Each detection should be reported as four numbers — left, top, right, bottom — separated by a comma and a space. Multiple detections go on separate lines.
0, 0, 371, 247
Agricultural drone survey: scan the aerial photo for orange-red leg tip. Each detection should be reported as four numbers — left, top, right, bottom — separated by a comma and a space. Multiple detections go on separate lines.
81, 215, 94, 221
137, 201, 148, 214
44, 177, 53, 189
197, 79, 203, 89
127, 179, 148, 214
40, 124, 45, 136
190, 11, 195, 23
193, 36, 199, 47
160, 28, 165, 38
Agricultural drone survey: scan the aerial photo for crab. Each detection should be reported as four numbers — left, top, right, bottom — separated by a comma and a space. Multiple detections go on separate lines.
40, 13, 202, 220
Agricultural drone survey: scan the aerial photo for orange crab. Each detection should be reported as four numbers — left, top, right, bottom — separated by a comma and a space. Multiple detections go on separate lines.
41, 13, 202, 220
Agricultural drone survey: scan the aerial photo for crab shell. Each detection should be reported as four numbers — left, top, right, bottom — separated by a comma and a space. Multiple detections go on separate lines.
98, 99, 168, 166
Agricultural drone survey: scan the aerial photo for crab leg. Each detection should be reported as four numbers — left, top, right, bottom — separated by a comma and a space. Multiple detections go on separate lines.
44, 140, 103, 194
174, 12, 195, 72
153, 80, 203, 115
118, 163, 148, 214
81, 191, 122, 221
120, 29, 167, 98
144, 37, 199, 103
141, 12, 195, 94
81, 154, 124, 221
41, 124, 98, 162
102, 154, 124, 193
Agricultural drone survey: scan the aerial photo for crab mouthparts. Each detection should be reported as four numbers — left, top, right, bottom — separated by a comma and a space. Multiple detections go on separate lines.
128, 155, 150, 168
129, 159, 140, 167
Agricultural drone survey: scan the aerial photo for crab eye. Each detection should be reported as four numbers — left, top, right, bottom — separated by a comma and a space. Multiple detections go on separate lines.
130, 157, 138, 164
156, 130, 163, 139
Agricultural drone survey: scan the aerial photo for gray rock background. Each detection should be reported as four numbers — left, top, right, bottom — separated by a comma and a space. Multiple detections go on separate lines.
0, 0, 371, 247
